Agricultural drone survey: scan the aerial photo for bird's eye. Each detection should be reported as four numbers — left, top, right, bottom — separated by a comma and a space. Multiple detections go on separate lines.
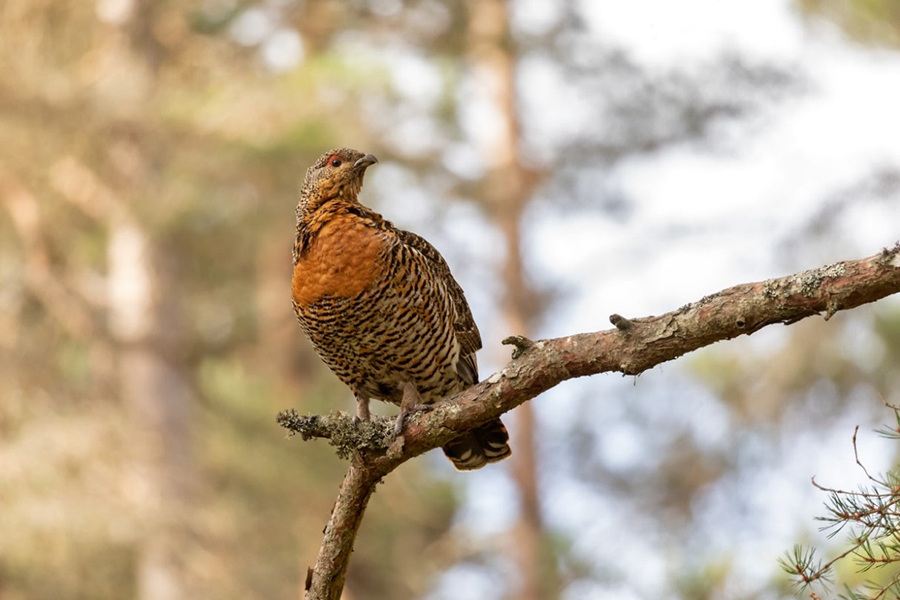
329, 156, 342, 168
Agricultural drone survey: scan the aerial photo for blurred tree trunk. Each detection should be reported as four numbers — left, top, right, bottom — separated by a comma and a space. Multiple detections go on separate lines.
105, 4, 195, 596
110, 165, 193, 599
108, 219, 194, 600
466, 1, 558, 598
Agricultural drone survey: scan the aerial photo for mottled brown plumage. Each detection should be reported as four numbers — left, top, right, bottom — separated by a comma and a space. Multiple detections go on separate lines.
292, 148, 511, 470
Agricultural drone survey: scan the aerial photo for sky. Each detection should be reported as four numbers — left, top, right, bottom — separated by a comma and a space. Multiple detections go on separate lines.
537, 0, 900, 322
425, 1, 900, 598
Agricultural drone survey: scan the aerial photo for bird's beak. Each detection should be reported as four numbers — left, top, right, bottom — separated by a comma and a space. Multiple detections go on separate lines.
354, 154, 378, 169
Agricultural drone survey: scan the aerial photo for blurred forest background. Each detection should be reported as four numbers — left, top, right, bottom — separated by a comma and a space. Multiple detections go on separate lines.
2, 0, 900, 599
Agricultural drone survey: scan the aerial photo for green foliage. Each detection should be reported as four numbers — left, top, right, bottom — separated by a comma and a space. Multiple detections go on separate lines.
782, 411, 900, 599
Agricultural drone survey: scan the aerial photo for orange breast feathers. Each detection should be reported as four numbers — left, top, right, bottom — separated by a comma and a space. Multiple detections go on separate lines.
292, 215, 387, 307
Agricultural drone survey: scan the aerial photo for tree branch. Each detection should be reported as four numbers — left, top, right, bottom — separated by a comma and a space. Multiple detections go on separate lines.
281, 244, 900, 600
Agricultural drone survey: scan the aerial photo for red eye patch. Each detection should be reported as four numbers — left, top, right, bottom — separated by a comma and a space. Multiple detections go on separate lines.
327, 154, 342, 168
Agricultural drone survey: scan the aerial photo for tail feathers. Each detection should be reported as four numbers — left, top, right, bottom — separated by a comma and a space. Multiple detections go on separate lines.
442, 418, 512, 471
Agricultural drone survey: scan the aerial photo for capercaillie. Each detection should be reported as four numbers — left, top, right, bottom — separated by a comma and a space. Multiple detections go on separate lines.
291, 148, 511, 470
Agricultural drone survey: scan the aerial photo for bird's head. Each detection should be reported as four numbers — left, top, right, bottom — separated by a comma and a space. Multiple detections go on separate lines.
298, 148, 378, 213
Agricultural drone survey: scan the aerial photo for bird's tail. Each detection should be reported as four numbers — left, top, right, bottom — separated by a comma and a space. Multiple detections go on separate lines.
442, 418, 512, 471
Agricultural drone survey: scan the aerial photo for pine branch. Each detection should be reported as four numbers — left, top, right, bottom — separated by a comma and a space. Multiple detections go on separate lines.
280, 244, 900, 600
785, 405, 900, 600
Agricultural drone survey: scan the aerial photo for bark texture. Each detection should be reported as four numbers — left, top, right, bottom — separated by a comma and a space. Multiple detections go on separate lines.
282, 245, 900, 600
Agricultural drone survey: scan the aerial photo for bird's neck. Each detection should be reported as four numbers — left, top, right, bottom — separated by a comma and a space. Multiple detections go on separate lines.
293, 196, 384, 265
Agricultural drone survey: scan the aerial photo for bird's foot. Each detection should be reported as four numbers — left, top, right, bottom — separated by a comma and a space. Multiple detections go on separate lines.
392, 403, 433, 439
392, 413, 406, 440
355, 394, 371, 424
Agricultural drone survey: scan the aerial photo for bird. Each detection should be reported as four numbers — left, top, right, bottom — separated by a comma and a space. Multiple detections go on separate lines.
291, 147, 511, 470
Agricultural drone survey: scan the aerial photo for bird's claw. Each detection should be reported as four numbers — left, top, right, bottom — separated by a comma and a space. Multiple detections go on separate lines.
392, 404, 433, 439
392, 413, 407, 439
